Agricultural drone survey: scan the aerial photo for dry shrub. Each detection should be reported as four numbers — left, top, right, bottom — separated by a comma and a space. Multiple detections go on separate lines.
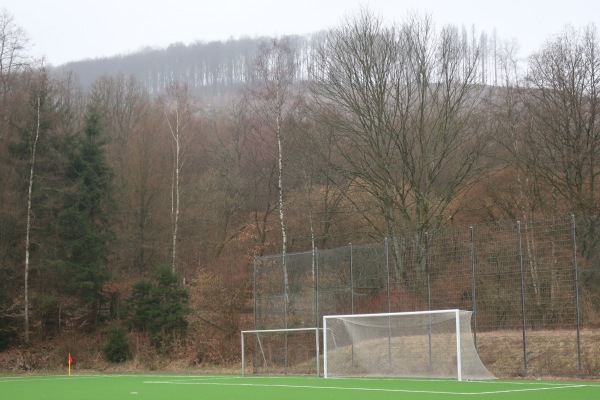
187, 257, 252, 364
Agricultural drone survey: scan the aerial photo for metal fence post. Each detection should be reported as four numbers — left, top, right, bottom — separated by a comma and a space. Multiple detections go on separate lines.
350, 243, 354, 315
283, 254, 288, 373
385, 238, 391, 313
253, 256, 257, 373
385, 238, 392, 373
425, 232, 433, 375
313, 247, 318, 328
425, 232, 431, 311
571, 214, 583, 376
315, 247, 320, 328
517, 221, 528, 376
470, 226, 477, 349
253, 256, 257, 329
349, 243, 355, 374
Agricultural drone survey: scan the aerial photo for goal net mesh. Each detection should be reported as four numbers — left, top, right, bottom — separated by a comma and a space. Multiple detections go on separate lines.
323, 310, 495, 380
241, 328, 320, 376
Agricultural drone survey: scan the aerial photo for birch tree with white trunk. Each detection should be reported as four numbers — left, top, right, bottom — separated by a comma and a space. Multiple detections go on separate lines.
23, 75, 44, 344
248, 38, 300, 313
163, 82, 196, 273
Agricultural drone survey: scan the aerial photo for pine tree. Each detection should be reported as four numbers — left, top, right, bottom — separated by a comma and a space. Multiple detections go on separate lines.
127, 265, 189, 350
57, 101, 114, 321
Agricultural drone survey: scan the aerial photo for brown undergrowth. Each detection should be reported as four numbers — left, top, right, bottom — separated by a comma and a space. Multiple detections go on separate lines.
1, 328, 599, 380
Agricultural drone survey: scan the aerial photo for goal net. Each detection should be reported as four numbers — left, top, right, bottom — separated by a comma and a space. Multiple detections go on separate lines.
323, 309, 495, 381
241, 328, 321, 376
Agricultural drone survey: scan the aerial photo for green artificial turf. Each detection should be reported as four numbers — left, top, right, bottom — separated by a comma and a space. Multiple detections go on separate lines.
1, 374, 599, 400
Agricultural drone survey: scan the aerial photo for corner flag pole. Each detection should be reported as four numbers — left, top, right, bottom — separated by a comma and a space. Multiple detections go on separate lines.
68, 352, 73, 376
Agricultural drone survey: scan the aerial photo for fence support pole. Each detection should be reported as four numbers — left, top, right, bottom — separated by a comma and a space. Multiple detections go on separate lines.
314, 247, 318, 328
385, 238, 392, 373
425, 232, 433, 375
315, 248, 319, 328
253, 256, 257, 374
253, 256, 257, 329
470, 226, 477, 349
350, 243, 354, 315
517, 221, 528, 376
571, 214, 583, 377
283, 254, 288, 373
350, 243, 355, 374
426, 232, 431, 311
385, 238, 391, 312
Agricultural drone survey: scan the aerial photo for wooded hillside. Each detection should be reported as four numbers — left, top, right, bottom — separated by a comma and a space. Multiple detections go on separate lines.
1, 9, 599, 370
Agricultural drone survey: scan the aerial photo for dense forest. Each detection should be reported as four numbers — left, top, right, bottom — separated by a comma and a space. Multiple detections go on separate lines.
1, 8, 600, 369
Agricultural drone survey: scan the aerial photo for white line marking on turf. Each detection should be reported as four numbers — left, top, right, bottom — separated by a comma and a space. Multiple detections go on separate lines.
144, 381, 465, 395
473, 385, 590, 395
142, 380, 592, 395
0, 374, 238, 384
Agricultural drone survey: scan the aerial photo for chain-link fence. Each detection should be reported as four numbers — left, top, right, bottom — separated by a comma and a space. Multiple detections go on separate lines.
253, 215, 600, 378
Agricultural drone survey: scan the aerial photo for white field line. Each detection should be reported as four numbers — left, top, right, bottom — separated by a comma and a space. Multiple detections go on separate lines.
473, 385, 589, 395
327, 377, 598, 386
0, 374, 235, 384
142, 379, 594, 395
148, 376, 241, 382
143, 380, 469, 395
0, 375, 134, 383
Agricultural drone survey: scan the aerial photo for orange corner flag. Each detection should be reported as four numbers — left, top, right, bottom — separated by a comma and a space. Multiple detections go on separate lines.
68, 352, 73, 376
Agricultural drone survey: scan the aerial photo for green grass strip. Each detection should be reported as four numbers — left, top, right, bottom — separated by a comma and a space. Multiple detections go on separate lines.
1, 374, 599, 400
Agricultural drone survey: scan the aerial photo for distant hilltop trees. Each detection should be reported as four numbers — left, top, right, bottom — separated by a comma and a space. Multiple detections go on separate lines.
55, 25, 507, 98
55, 34, 323, 96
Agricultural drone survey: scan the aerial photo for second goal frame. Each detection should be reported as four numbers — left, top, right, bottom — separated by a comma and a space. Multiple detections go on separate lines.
241, 327, 321, 376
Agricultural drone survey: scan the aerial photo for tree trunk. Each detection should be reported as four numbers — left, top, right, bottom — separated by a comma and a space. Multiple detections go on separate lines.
24, 93, 42, 343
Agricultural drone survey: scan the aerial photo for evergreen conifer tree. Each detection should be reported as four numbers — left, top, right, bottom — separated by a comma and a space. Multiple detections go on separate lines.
57, 101, 114, 321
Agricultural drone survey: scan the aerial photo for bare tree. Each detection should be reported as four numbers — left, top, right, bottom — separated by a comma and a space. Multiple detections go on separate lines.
485, 39, 552, 303
162, 82, 197, 273
203, 96, 258, 259
484, 40, 534, 221
311, 11, 491, 281
521, 24, 600, 305
22, 72, 47, 343
523, 24, 600, 217
0, 9, 30, 100
90, 74, 166, 275
129, 106, 167, 274
247, 38, 300, 304
235, 95, 279, 257
293, 104, 353, 249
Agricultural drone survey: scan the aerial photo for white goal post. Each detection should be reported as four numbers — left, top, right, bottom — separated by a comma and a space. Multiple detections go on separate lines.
323, 309, 495, 381
241, 328, 321, 376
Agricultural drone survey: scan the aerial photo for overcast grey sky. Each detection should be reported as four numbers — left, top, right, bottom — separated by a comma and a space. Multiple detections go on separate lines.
3, 0, 599, 66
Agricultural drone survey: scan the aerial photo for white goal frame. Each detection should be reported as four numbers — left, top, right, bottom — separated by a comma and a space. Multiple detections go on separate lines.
323, 309, 492, 381
241, 327, 321, 377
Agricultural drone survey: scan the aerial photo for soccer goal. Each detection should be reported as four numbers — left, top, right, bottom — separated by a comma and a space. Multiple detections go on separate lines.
323, 309, 495, 381
241, 328, 321, 376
